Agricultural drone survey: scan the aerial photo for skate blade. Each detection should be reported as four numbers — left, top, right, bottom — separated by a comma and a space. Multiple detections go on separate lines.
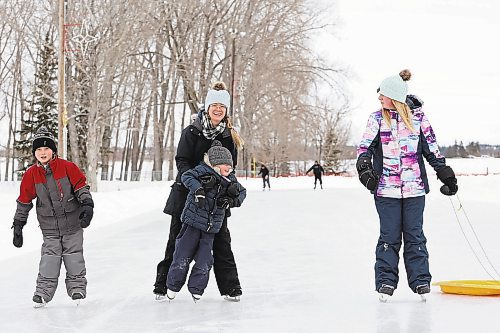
420, 294, 427, 302
224, 295, 241, 302
155, 294, 168, 302
378, 293, 390, 303
33, 302, 47, 309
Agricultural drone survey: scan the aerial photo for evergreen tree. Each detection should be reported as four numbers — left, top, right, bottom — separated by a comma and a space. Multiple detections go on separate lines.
466, 141, 481, 157
14, 31, 58, 176
458, 141, 468, 158
323, 129, 342, 171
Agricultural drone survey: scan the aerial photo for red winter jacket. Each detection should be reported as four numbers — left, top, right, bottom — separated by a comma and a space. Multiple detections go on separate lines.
14, 157, 92, 236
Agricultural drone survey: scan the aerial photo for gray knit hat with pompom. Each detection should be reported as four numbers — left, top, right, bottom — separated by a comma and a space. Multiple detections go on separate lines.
207, 140, 233, 167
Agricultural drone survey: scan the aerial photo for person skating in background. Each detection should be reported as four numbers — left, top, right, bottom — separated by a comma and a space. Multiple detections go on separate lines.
166, 141, 246, 302
356, 69, 458, 302
155, 81, 245, 302
258, 164, 270, 190
306, 161, 325, 189
12, 127, 94, 308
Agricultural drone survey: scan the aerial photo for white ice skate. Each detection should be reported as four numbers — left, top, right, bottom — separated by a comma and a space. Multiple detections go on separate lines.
166, 289, 177, 301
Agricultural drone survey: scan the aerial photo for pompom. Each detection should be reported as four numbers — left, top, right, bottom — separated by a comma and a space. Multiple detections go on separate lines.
211, 81, 227, 91
399, 69, 412, 81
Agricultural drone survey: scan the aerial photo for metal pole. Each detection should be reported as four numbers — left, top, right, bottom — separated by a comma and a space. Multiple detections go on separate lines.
229, 36, 236, 117
58, 0, 66, 157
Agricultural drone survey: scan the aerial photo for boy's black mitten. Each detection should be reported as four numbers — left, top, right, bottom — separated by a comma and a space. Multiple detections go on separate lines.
437, 166, 458, 196
194, 188, 206, 208
356, 157, 379, 191
217, 196, 234, 209
12, 220, 25, 248
79, 198, 94, 228
226, 183, 240, 198
199, 174, 217, 189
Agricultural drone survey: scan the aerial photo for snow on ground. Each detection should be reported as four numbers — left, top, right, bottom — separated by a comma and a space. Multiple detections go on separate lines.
1, 168, 500, 332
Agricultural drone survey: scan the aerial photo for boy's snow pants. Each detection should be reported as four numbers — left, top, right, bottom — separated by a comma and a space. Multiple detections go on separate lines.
374, 195, 431, 292
35, 229, 87, 301
167, 224, 215, 296
158, 216, 240, 295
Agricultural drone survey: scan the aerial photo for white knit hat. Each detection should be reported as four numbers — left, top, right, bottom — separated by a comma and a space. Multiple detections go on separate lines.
205, 89, 230, 110
377, 69, 412, 103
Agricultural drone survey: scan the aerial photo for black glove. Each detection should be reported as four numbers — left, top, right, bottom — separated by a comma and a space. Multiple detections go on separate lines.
194, 188, 206, 208
217, 196, 234, 209
12, 220, 25, 248
437, 166, 458, 196
199, 174, 217, 189
79, 198, 94, 228
226, 183, 240, 198
356, 157, 379, 191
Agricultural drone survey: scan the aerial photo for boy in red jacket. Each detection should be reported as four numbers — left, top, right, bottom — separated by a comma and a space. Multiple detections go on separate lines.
12, 127, 94, 308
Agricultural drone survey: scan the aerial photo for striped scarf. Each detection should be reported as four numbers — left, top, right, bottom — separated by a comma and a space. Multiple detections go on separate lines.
201, 111, 226, 140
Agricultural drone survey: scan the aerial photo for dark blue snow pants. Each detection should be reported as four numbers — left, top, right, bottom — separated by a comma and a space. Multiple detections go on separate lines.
374, 195, 431, 292
167, 224, 215, 295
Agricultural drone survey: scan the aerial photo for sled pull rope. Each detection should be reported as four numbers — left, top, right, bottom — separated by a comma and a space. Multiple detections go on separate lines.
449, 195, 500, 280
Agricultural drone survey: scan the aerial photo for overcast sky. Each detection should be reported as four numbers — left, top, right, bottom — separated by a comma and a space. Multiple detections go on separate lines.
315, 0, 500, 146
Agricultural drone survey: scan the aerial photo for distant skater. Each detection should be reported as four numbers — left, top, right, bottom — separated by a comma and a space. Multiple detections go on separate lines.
258, 164, 270, 190
306, 161, 324, 189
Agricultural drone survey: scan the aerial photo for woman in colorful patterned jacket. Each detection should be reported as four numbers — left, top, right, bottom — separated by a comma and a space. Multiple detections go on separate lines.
12, 127, 94, 308
356, 69, 458, 301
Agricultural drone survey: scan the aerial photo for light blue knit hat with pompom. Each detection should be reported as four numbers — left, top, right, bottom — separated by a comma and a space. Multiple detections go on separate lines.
377, 69, 412, 103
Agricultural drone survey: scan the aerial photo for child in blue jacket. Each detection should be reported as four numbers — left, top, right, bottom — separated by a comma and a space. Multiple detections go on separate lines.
166, 141, 246, 302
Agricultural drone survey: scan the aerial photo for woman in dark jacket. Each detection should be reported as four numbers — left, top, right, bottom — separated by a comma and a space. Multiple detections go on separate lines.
154, 81, 245, 301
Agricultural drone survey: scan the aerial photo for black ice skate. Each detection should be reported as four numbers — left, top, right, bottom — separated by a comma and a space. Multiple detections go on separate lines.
153, 269, 168, 301
154, 283, 168, 301
71, 292, 85, 306
415, 284, 431, 302
224, 288, 242, 302
32, 295, 47, 308
378, 284, 395, 303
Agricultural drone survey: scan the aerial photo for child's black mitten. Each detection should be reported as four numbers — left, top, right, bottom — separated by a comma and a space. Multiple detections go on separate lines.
12, 220, 25, 248
199, 174, 217, 189
194, 188, 206, 208
227, 183, 240, 198
79, 198, 94, 228
217, 196, 234, 209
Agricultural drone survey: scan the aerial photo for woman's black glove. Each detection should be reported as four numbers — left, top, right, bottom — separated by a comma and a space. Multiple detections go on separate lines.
79, 198, 94, 228
356, 157, 379, 191
12, 220, 25, 248
226, 183, 240, 198
437, 166, 458, 196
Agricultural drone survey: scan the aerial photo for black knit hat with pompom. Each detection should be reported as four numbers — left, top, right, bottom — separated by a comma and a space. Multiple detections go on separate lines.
32, 126, 57, 155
